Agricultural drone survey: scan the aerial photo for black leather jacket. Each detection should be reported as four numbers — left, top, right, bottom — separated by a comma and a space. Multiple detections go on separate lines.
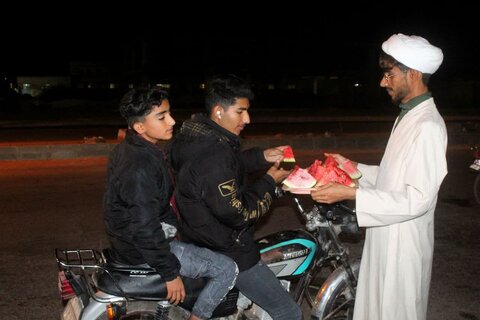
168, 114, 277, 271
104, 130, 180, 281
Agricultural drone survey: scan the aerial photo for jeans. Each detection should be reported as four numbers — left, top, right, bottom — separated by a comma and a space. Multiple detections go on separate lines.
235, 260, 302, 320
170, 240, 238, 319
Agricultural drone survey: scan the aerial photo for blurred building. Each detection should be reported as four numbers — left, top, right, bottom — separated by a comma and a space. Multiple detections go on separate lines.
16, 76, 71, 97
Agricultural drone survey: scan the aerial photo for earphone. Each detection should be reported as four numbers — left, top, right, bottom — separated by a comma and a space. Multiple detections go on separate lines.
216, 111, 221, 119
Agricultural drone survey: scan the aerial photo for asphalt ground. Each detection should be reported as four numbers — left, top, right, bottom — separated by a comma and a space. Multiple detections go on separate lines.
0, 108, 479, 318
0, 148, 479, 320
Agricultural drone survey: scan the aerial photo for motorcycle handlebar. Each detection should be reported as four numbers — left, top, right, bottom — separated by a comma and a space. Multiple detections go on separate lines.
279, 187, 359, 233
289, 195, 359, 234
321, 202, 359, 234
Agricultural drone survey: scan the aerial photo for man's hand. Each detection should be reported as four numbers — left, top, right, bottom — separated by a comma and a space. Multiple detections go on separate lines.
324, 153, 356, 167
264, 146, 288, 163
166, 276, 186, 305
267, 161, 291, 183
311, 182, 356, 204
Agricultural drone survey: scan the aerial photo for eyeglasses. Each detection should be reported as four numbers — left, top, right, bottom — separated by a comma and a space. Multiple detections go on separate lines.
382, 69, 409, 83
382, 72, 398, 82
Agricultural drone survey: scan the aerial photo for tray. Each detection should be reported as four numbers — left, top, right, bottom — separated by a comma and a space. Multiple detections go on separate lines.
282, 185, 316, 194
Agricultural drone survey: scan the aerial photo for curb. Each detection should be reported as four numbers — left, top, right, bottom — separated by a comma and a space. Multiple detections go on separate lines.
1, 132, 479, 161
0, 143, 117, 161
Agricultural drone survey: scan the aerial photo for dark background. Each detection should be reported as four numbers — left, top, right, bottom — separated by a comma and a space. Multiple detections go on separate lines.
1, 4, 479, 116
2, 5, 476, 76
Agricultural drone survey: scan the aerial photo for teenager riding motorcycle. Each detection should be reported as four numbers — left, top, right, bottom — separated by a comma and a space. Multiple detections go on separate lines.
103, 87, 237, 320
167, 74, 302, 319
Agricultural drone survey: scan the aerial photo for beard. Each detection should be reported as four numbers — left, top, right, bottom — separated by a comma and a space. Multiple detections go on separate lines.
390, 85, 409, 106
391, 95, 401, 106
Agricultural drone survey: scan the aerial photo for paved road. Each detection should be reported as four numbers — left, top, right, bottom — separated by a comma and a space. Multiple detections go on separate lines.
0, 149, 479, 319
0, 116, 477, 144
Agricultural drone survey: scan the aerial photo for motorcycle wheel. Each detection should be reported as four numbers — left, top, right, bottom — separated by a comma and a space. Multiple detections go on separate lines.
319, 283, 355, 320
474, 174, 480, 205
312, 260, 360, 320
95, 301, 190, 320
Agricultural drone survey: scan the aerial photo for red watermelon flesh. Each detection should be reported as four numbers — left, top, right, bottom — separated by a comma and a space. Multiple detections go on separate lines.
339, 160, 362, 179
324, 155, 337, 167
281, 146, 296, 170
283, 166, 316, 189
307, 159, 322, 175
315, 166, 355, 187
308, 158, 356, 188
283, 146, 295, 162
308, 160, 327, 180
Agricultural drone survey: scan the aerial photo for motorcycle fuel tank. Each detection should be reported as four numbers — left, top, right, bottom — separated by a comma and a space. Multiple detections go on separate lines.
257, 230, 317, 278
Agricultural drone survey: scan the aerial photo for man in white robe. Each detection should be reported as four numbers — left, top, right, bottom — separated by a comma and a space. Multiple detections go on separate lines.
311, 33, 448, 320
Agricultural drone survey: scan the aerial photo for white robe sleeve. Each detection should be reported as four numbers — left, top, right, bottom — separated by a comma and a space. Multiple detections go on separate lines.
357, 163, 379, 188
356, 120, 447, 227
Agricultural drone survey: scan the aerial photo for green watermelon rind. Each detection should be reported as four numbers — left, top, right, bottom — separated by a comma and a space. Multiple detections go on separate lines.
283, 146, 296, 162
283, 179, 316, 189
338, 160, 362, 180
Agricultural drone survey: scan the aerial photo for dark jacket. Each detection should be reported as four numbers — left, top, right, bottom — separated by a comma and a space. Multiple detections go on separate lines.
168, 113, 276, 271
104, 130, 180, 281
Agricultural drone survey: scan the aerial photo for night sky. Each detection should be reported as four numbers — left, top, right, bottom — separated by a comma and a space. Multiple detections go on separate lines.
1, 4, 478, 82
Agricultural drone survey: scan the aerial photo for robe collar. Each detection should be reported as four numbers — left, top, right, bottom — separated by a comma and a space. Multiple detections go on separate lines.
396, 92, 432, 127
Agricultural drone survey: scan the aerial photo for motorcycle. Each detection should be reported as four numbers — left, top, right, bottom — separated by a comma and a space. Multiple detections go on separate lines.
470, 145, 480, 204
56, 193, 360, 320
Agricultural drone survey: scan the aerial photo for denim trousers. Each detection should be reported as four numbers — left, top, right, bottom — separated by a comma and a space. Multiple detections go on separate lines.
170, 240, 238, 319
235, 260, 303, 320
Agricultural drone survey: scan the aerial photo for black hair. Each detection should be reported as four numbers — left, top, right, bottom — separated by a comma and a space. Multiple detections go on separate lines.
379, 52, 431, 85
204, 74, 254, 113
119, 87, 169, 128
379, 52, 409, 73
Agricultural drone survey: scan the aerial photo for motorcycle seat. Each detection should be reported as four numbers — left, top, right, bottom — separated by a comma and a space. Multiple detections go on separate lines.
96, 249, 239, 317
96, 249, 223, 306
95, 249, 168, 299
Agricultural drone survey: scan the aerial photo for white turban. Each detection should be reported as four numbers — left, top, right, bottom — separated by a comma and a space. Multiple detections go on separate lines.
382, 33, 443, 74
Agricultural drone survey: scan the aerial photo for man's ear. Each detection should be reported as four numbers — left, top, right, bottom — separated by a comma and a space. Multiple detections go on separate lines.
132, 122, 144, 134
409, 69, 422, 81
212, 106, 224, 118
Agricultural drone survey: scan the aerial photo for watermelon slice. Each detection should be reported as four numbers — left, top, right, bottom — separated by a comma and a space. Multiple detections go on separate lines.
323, 155, 337, 168
338, 160, 362, 179
282, 166, 316, 189
307, 157, 356, 188
281, 146, 296, 170
307, 159, 321, 175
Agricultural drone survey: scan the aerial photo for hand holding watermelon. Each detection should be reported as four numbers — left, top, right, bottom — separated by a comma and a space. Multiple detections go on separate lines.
324, 153, 362, 180
323, 153, 350, 165
264, 146, 289, 163
310, 182, 357, 204
267, 162, 292, 184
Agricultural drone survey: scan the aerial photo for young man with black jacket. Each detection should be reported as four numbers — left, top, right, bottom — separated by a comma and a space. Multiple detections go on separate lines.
168, 75, 302, 319
104, 87, 237, 320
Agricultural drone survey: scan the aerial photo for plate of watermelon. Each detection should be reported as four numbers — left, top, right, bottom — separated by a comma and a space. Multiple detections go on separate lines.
281, 155, 361, 194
